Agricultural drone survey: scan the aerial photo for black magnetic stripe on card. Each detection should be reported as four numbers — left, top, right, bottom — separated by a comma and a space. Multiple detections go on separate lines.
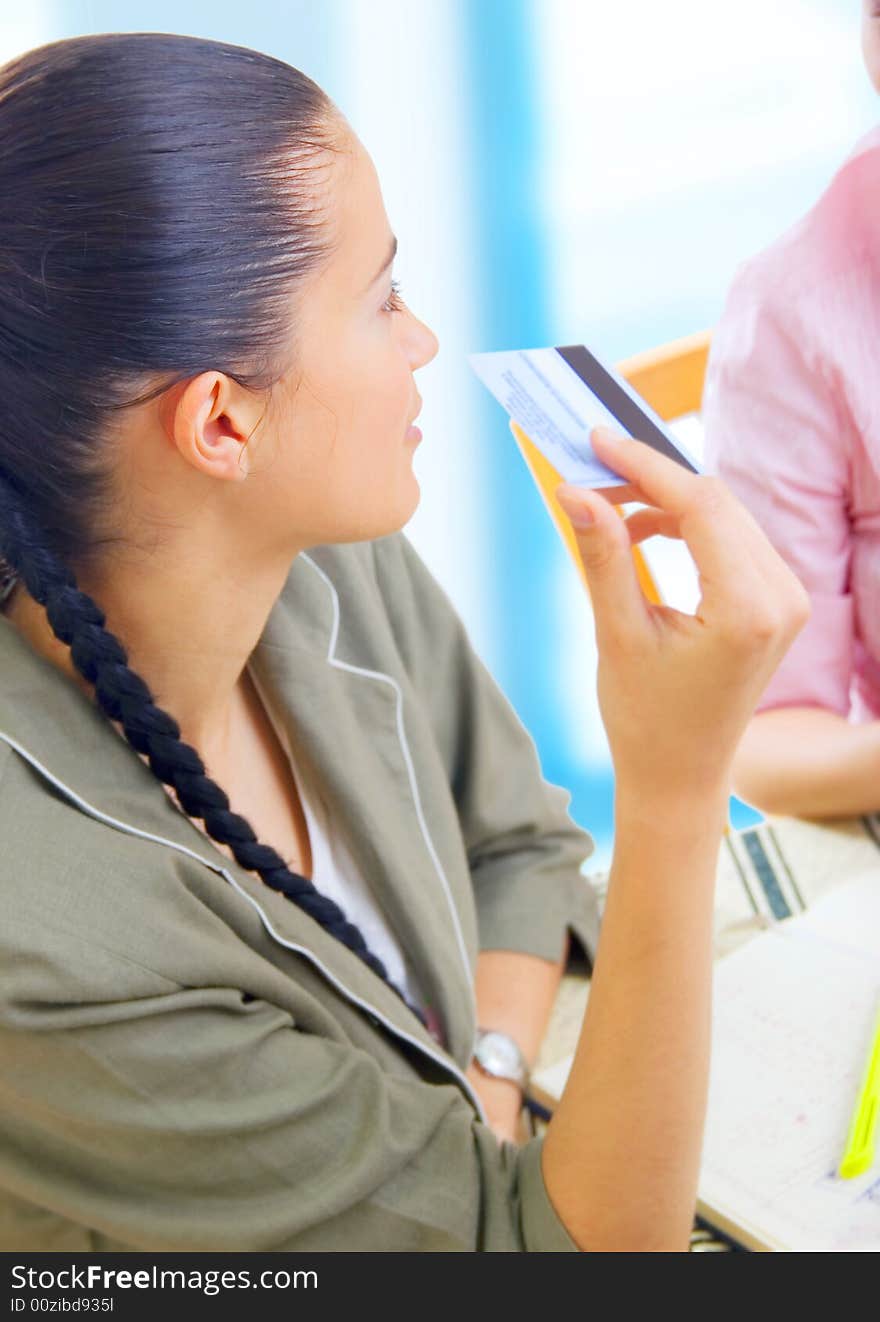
555, 345, 699, 473
741, 829, 791, 920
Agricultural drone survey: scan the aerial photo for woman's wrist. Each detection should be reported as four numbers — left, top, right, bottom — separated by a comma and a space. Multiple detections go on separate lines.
465, 1062, 523, 1142
469, 949, 568, 1144
613, 779, 730, 843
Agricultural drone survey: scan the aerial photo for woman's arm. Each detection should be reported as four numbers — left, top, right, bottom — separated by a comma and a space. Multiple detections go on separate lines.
543, 429, 809, 1250
466, 942, 569, 1141
732, 705, 880, 818
543, 789, 725, 1250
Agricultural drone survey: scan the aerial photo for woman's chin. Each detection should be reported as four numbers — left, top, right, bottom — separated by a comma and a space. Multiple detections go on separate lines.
332, 477, 422, 544
389, 475, 421, 533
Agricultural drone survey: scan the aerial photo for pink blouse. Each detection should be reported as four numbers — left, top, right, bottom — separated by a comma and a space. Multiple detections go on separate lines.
703, 125, 880, 723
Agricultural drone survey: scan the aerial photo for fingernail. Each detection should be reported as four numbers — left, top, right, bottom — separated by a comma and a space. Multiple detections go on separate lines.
592, 425, 625, 444
557, 485, 594, 528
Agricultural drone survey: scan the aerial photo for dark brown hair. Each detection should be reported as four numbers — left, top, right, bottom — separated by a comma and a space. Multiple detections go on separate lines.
0, 32, 424, 1023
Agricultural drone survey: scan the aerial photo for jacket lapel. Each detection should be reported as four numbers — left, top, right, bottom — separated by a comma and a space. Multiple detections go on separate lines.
0, 549, 478, 1064
246, 552, 478, 1061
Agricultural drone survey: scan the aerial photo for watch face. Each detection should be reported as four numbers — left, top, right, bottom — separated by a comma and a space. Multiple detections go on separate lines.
477, 1031, 525, 1082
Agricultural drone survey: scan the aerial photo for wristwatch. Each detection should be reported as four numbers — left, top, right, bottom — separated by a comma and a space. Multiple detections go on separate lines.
472, 1028, 530, 1091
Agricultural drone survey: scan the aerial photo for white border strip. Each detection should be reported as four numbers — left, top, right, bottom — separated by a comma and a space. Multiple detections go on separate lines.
0, 730, 486, 1121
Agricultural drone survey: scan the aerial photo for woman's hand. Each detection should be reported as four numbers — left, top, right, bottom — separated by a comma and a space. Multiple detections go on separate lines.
555, 427, 811, 811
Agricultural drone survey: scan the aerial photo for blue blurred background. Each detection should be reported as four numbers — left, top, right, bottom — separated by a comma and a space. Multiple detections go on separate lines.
4, 1, 876, 872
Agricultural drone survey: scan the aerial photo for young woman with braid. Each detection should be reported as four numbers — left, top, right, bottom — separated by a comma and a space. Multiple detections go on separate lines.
0, 32, 808, 1253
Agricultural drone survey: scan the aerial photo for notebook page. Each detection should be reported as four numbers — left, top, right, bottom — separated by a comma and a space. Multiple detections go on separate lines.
795, 868, 880, 957
531, 873, 880, 1250
701, 876, 880, 1251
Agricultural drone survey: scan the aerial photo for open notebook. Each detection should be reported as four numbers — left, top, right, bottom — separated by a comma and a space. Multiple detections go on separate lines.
532, 874, 880, 1251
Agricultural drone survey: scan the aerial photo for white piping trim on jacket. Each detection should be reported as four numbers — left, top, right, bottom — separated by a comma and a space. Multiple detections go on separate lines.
300, 552, 476, 1003
0, 731, 486, 1122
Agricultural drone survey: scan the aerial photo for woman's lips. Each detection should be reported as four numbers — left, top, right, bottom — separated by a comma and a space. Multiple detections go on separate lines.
406, 399, 423, 442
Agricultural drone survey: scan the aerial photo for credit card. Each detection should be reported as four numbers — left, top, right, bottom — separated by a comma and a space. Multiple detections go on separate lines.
469, 343, 702, 487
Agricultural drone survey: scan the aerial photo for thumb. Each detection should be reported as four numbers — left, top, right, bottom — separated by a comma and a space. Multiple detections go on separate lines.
556, 483, 647, 629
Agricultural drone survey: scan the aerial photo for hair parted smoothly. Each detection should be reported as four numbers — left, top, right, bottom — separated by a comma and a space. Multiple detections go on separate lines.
0, 31, 426, 1025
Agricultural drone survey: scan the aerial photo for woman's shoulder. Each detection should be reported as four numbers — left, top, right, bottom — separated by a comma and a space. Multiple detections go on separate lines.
729, 126, 880, 316
0, 748, 175, 1020
0, 703, 257, 1004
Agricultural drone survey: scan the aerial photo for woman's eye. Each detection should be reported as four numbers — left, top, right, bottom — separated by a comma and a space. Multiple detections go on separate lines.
382, 279, 405, 314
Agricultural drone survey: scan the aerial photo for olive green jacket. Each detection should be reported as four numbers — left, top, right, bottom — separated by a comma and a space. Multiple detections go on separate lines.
0, 532, 599, 1252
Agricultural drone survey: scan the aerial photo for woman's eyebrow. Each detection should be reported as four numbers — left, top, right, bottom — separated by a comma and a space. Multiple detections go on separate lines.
363, 234, 398, 292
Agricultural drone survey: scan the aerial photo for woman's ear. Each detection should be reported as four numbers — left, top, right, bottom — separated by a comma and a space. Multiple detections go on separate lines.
162, 372, 258, 482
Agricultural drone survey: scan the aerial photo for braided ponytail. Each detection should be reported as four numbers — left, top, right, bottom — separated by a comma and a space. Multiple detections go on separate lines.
0, 556, 17, 608
0, 34, 428, 1029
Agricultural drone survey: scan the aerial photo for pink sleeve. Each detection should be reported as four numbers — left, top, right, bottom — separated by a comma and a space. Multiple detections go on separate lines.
702, 265, 855, 717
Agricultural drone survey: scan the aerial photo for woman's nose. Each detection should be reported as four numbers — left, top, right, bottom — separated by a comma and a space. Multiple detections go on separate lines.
406, 310, 440, 370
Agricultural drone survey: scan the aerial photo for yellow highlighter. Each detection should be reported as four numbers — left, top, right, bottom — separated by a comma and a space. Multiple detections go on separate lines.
839, 1005, 880, 1180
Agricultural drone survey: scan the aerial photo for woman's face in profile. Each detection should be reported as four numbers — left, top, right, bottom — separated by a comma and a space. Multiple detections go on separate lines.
258, 130, 440, 548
